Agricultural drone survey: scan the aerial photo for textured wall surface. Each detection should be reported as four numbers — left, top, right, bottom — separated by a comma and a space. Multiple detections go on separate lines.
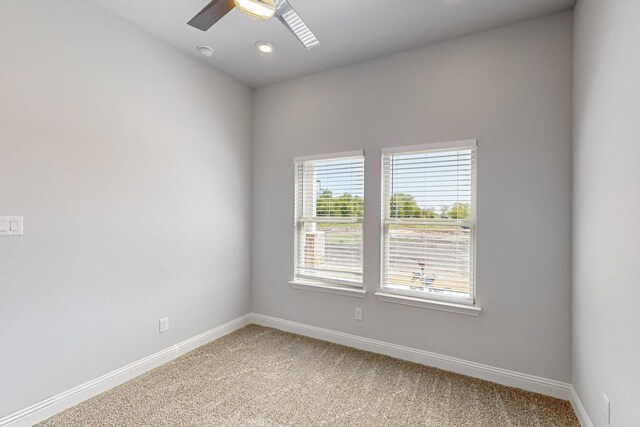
252, 12, 573, 383
0, 0, 252, 417
573, 0, 640, 425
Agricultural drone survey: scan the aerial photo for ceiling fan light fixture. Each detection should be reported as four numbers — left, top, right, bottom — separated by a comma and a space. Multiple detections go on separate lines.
234, 0, 276, 20
187, 0, 319, 50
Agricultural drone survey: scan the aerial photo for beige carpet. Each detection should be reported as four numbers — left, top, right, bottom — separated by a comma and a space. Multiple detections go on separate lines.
38, 325, 579, 426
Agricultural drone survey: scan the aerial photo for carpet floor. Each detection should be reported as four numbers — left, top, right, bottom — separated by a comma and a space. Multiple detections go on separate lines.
37, 325, 579, 426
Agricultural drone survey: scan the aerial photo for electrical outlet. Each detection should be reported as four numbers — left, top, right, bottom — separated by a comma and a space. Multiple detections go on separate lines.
355, 307, 363, 321
159, 317, 169, 333
602, 394, 611, 425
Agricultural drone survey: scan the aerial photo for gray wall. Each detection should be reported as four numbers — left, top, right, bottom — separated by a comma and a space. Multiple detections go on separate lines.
573, 1, 640, 425
252, 12, 573, 382
0, 0, 252, 417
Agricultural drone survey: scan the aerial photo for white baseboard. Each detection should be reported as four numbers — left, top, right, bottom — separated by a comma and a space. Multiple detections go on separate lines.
1, 312, 579, 427
250, 313, 572, 401
570, 385, 594, 427
0, 314, 251, 427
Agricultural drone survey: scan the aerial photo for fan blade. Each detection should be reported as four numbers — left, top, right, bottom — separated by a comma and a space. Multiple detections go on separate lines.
188, 0, 235, 31
275, 0, 320, 49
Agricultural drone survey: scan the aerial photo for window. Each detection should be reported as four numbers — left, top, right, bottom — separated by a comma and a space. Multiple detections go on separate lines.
294, 151, 364, 287
381, 140, 477, 304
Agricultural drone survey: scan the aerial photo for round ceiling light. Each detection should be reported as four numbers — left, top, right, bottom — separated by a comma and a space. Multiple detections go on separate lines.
255, 41, 275, 54
197, 45, 214, 57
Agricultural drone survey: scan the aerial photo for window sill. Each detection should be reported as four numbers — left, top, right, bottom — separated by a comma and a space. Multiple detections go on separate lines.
289, 280, 367, 298
375, 292, 481, 316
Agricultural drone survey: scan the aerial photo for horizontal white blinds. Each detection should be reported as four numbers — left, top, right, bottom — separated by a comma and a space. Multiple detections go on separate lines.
295, 155, 364, 286
382, 147, 476, 302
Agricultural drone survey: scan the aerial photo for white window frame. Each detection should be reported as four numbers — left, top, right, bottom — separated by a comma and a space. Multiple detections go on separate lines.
379, 140, 477, 306
292, 150, 365, 289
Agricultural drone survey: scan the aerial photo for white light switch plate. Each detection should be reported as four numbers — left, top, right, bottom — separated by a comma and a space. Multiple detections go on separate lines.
0, 216, 23, 236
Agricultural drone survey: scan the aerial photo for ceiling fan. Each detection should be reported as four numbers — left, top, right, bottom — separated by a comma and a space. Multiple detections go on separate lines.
188, 0, 320, 49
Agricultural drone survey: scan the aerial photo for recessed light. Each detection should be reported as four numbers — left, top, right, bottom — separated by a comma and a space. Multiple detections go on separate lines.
255, 41, 275, 54
197, 45, 214, 57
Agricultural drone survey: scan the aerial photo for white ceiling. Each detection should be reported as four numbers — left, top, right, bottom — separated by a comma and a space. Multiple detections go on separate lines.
89, 0, 575, 88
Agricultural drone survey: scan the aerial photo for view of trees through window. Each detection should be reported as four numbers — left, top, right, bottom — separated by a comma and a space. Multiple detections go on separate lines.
295, 156, 364, 285
296, 148, 474, 299
389, 194, 470, 220
381, 147, 476, 301
315, 189, 470, 220
316, 190, 363, 217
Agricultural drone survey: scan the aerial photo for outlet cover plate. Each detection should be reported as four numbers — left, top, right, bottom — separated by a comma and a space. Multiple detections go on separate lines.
159, 318, 169, 333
